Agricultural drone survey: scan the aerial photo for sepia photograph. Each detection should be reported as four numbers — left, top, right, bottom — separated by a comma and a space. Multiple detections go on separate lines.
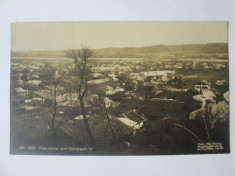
10, 22, 229, 155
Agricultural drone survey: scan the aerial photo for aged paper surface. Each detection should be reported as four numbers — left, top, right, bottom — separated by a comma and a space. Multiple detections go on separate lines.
10, 22, 229, 155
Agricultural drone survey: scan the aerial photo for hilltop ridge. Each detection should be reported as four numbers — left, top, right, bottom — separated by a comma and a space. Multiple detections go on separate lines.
11, 43, 228, 58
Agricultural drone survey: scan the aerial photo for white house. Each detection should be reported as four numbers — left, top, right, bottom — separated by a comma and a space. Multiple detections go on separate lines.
104, 97, 113, 108
117, 117, 143, 130
193, 90, 216, 106
106, 87, 124, 95
14, 87, 28, 96
25, 80, 42, 88
141, 70, 175, 83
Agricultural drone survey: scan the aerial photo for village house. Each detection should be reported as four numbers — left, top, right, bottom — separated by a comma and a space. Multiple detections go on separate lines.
24, 99, 32, 104
31, 97, 43, 106
195, 80, 211, 93
92, 65, 132, 74
108, 74, 119, 82
14, 87, 28, 96
104, 97, 113, 108
216, 79, 228, 86
25, 80, 42, 88
175, 63, 183, 69
141, 70, 175, 84
74, 115, 90, 120
215, 79, 229, 93
106, 87, 124, 95
92, 73, 104, 78
30, 74, 40, 79
193, 90, 216, 106
88, 78, 111, 84
117, 109, 146, 134
128, 73, 144, 82
213, 63, 226, 70
29, 65, 40, 70
117, 117, 143, 131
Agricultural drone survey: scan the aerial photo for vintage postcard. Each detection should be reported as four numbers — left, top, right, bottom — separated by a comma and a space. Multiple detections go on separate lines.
10, 22, 229, 155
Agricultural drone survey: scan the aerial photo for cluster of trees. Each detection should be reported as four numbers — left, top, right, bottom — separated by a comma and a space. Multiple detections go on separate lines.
41, 47, 117, 148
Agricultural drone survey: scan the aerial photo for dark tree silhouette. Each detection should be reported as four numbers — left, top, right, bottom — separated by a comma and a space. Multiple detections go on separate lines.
21, 66, 30, 82
66, 47, 94, 147
43, 64, 66, 146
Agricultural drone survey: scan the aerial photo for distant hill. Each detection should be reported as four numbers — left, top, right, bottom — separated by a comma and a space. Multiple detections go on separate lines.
11, 43, 228, 58
95, 43, 228, 58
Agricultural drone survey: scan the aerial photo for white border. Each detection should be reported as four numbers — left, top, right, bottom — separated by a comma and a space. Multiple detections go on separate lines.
0, 0, 234, 176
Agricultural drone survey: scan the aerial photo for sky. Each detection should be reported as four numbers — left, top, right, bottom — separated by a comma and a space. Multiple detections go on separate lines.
11, 22, 228, 51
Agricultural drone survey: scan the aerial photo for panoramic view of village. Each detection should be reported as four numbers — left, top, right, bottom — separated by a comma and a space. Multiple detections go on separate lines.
10, 22, 229, 155
10, 44, 229, 155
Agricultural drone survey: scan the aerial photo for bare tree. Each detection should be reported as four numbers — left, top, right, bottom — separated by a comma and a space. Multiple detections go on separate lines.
200, 100, 215, 142
66, 47, 94, 147
42, 64, 66, 146
97, 94, 116, 147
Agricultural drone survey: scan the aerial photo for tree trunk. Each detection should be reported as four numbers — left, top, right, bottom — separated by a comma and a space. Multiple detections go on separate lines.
52, 85, 57, 147
103, 103, 115, 146
204, 102, 211, 142
79, 97, 94, 147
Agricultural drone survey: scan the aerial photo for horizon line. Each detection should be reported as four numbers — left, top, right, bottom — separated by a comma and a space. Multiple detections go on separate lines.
11, 42, 228, 52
